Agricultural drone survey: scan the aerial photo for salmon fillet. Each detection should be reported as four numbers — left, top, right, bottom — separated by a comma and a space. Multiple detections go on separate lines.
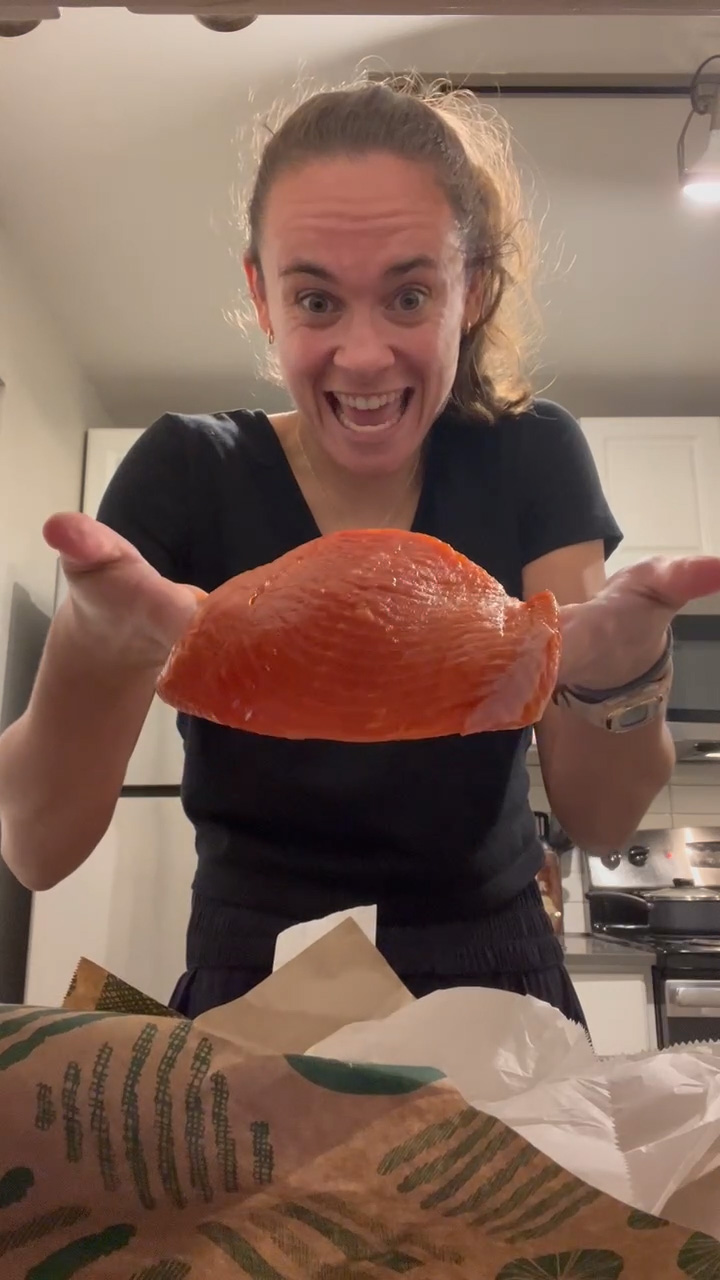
156, 529, 561, 742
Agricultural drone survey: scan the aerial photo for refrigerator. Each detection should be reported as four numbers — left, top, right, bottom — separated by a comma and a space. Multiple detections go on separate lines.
23, 427, 197, 1008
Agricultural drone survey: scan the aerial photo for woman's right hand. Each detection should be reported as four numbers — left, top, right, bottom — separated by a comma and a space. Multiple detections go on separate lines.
44, 512, 204, 671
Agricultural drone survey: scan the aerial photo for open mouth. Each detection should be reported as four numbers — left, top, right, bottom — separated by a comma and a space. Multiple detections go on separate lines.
326, 389, 413, 433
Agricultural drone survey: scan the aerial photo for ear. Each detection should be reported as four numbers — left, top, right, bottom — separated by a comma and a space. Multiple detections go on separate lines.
243, 253, 271, 335
463, 268, 484, 331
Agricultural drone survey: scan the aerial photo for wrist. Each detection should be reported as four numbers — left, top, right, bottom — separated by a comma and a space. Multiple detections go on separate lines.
553, 629, 673, 734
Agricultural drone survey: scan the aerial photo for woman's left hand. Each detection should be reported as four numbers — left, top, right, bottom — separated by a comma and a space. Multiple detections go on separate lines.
558, 556, 720, 691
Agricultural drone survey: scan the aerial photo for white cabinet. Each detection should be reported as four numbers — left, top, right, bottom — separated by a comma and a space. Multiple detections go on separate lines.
83, 427, 185, 787
25, 796, 195, 1008
567, 968, 656, 1056
580, 417, 720, 573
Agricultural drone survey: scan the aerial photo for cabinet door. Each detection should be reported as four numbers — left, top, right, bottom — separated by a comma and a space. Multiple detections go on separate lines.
570, 971, 656, 1056
25, 796, 195, 1008
83, 428, 185, 786
580, 417, 720, 573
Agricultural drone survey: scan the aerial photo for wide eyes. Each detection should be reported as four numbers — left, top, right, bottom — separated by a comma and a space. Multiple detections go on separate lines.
296, 287, 430, 320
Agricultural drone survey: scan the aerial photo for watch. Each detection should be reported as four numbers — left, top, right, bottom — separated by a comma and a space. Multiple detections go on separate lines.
552, 630, 673, 733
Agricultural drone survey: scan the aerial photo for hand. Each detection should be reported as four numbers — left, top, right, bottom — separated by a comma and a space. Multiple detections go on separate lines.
44, 512, 204, 670
558, 555, 720, 691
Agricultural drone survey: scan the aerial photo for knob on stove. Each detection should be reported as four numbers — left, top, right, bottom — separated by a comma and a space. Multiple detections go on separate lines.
628, 845, 650, 867
600, 851, 622, 870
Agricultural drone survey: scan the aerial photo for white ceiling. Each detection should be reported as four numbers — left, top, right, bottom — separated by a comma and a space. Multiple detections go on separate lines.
0, 8, 719, 424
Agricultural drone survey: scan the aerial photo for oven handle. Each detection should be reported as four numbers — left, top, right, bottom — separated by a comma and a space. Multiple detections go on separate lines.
666, 980, 720, 1017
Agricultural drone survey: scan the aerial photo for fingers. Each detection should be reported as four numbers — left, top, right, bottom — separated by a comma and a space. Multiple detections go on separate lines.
43, 513, 142, 574
625, 555, 720, 612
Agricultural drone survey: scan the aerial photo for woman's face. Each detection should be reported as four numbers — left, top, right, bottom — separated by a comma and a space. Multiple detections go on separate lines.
245, 152, 482, 476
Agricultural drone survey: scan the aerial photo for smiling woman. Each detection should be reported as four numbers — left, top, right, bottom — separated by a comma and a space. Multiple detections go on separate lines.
2, 75, 718, 1029
244, 80, 536, 459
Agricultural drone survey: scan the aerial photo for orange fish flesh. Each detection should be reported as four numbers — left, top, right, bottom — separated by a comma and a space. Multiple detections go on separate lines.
156, 528, 561, 742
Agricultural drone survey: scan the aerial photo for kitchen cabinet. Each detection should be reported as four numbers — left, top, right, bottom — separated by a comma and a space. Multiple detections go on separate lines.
580, 417, 720, 573
563, 938, 657, 1055
25, 795, 195, 1009
571, 972, 655, 1055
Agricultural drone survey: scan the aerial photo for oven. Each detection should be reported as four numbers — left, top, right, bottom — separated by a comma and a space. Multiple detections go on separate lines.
656, 971, 720, 1047
585, 826, 720, 1048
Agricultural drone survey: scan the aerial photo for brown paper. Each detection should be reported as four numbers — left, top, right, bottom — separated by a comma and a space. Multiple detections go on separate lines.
64, 956, 183, 1020
0, 922, 714, 1276
195, 917, 415, 1053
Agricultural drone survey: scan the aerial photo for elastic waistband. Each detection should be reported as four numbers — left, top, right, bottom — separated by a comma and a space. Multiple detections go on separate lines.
186, 881, 563, 977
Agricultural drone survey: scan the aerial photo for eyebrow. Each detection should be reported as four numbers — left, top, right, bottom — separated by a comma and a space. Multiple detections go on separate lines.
279, 255, 438, 282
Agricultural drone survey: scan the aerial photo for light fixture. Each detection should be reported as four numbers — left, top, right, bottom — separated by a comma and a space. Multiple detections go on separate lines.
194, 14, 256, 30
0, 19, 42, 35
678, 54, 720, 208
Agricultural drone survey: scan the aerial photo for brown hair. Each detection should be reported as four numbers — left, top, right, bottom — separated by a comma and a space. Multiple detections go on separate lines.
244, 77, 539, 423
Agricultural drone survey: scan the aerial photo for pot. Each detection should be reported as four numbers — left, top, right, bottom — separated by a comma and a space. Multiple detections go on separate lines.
592, 885, 720, 935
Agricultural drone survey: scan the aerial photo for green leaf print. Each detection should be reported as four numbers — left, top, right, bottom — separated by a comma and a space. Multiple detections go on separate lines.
285, 1055, 444, 1095
0, 1013, 117, 1072
678, 1233, 720, 1279
25, 1223, 136, 1278
0, 1207, 90, 1259
495, 1249, 624, 1279
130, 1262, 192, 1280
198, 1222, 287, 1278
0, 1166, 33, 1209
627, 1209, 669, 1230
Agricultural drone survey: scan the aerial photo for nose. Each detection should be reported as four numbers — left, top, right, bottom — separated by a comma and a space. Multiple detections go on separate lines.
332, 309, 395, 377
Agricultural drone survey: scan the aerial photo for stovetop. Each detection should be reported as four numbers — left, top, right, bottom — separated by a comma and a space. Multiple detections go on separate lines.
594, 923, 720, 955
583, 826, 720, 970
584, 826, 720, 893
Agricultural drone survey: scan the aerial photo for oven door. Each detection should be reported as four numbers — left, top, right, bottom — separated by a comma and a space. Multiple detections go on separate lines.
662, 978, 720, 1046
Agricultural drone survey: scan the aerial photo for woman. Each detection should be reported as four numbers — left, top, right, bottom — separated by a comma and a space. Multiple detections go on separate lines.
1, 80, 718, 1022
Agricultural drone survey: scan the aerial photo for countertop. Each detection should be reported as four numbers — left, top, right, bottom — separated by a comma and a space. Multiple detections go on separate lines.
562, 933, 656, 969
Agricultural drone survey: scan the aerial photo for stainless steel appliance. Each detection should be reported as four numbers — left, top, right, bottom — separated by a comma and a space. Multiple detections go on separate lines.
669, 612, 720, 760
586, 827, 720, 1047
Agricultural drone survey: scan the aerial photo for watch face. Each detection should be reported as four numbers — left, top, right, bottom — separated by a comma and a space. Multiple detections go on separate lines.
610, 696, 663, 733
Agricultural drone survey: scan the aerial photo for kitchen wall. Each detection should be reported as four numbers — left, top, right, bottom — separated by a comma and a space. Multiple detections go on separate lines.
0, 222, 114, 721
529, 761, 720, 834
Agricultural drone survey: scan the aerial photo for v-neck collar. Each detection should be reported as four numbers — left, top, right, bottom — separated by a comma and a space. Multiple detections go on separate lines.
252, 408, 439, 540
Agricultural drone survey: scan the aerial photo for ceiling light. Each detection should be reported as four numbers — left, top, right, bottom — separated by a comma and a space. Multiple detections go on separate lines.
0, 19, 42, 35
678, 54, 720, 209
194, 13, 256, 29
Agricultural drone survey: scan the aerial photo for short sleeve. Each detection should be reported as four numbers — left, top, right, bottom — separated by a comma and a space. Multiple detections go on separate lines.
513, 399, 622, 568
96, 413, 195, 582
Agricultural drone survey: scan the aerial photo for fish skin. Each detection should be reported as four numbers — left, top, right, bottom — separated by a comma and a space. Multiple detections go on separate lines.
156, 529, 561, 742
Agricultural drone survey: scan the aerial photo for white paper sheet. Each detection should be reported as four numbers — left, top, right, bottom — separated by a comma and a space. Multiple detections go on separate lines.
308, 984, 720, 1235
273, 904, 377, 971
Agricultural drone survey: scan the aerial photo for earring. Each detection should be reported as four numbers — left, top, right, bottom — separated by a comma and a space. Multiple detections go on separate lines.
267, 329, 275, 346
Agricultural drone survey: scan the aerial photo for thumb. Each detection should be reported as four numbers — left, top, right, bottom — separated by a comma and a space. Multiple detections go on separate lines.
43, 512, 142, 575
637, 556, 720, 612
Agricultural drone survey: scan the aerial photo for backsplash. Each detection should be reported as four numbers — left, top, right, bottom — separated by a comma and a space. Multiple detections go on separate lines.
528, 760, 720, 832
529, 760, 720, 935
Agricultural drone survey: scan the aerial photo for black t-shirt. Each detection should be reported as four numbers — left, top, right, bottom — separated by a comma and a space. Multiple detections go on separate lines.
97, 399, 621, 926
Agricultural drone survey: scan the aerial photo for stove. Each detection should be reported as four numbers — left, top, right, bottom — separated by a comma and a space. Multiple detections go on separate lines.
584, 827, 720, 1045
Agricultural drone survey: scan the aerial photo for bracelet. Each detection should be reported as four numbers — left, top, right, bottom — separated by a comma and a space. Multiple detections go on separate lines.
553, 627, 673, 708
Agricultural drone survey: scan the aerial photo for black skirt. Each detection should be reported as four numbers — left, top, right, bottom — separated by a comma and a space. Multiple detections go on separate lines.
169, 881, 587, 1031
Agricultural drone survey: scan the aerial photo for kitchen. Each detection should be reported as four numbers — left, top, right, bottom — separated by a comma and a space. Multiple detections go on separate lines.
1, 5, 720, 1060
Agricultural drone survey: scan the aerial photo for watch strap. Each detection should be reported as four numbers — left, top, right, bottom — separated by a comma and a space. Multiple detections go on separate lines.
551, 629, 674, 733
553, 628, 673, 707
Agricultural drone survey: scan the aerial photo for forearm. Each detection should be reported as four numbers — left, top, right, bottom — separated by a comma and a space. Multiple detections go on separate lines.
536, 703, 675, 850
0, 601, 159, 890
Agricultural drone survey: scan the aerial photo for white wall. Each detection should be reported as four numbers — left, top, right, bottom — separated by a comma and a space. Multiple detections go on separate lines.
529, 761, 720, 838
0, 222, 114, 725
